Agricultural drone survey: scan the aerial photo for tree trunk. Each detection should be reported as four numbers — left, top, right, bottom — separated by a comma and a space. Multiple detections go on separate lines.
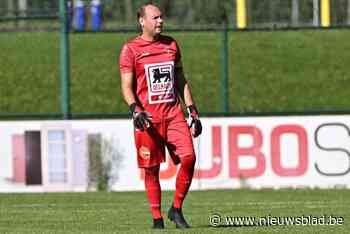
7, 0, 15, 17
291, 0, 299, 26
232, 0, 237, 27
18, 0, 27, 17
270, 0, 277, 24
124, 0, 133, 24
18, 0, 27, 27
160, 0, 170, 17
313, 0, 320, 26
348, 0, 350, 25
191, 0, 202, 24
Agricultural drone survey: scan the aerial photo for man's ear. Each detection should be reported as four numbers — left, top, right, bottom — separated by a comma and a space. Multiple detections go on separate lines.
139, 18, 144, 27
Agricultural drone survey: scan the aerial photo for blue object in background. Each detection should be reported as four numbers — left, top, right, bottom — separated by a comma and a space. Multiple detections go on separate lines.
74, 0, 85, 31
91, 0, 103, 31
66, 1, 73, 31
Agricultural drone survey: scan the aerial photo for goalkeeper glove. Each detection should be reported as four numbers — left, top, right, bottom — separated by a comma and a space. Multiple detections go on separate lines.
187, 104, 202, 138
129, 103, 152, 131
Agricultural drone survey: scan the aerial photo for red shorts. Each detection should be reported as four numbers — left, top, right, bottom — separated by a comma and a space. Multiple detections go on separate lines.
134, 114, 195, 168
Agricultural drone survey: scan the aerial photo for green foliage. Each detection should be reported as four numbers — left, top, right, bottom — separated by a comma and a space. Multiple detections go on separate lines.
1, 29, 350, 116
249, 0, 292, 24
331, 0, 350, 25
87, 134, 104, 190
1, 0, 350, 29
87, 135, 124, 191
230, 29, 350, 113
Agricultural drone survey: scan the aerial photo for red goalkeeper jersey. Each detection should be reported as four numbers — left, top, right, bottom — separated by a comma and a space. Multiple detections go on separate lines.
119, 35, 184, 121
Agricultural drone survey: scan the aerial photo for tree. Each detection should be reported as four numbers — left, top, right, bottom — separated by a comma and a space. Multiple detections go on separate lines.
124, 0, 133, 24
18, 0, 27, 16
313, 0, 320, 26
7, 0, 15, 17
159, 0, 170, 17
291, 0, 299, 26
348, 0, 350, 25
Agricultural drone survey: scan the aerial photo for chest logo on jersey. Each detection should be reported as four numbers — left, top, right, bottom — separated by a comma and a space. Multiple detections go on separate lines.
145, 61, 175, 104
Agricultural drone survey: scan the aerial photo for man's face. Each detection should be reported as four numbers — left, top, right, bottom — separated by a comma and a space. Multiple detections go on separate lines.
140, 5, 163, 36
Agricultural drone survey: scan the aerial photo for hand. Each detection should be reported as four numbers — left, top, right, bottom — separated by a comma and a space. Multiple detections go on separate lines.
187, 105, 202, 138
129, 103, 152, 131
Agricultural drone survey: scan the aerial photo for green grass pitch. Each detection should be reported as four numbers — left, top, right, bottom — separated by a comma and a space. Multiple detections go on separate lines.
0, 189, 349, 233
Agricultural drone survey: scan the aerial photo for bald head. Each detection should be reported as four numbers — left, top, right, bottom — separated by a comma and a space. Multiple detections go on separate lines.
137, 3, 163, 40
137, 4, 156, 20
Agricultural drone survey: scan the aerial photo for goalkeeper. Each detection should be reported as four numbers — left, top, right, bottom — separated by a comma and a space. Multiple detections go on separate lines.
119, 3, 202, 230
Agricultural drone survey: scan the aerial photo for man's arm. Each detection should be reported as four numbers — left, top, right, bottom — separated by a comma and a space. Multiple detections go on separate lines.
121, 72, 137, 106
175, 62, 195, 106
175, 61, 202, 137
121, 72, 151, 130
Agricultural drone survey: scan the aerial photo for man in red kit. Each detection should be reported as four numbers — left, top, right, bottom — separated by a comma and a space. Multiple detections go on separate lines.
119, 3, 202, 230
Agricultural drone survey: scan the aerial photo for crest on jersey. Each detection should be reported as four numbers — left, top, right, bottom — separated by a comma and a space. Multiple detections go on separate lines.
139, 146, 151, 160
145, 61, 175, 104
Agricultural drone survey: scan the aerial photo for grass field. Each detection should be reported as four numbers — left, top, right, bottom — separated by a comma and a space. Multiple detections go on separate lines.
0, 189, 349, 233
1, 29, 350, 115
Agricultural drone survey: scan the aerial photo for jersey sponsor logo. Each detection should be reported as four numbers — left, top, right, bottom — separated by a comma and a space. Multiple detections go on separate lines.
145, 61, 175, 104
139, 146, 151, 160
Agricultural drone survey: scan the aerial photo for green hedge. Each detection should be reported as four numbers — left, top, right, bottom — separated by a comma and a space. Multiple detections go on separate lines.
1, 29, 350, 117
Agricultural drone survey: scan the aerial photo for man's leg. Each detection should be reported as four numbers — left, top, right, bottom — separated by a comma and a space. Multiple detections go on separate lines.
134, 123, 166, 228
173, 154, 196, 208
144, 165, 164, 228
167, 154, 196, 228
166, 116, 196, 228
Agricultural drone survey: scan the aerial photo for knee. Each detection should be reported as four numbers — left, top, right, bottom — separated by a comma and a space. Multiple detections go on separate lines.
144, 166, 160, 181
180, 153, 196, 168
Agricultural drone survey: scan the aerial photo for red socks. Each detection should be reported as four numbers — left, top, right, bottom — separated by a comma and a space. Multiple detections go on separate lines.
173, 154, 196, 208
144, 154, 196, 218
144, 166, 162, 219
